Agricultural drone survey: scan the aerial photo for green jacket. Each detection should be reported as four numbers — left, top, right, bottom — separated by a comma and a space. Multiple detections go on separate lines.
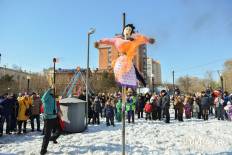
41, 89, 57, 120
126, 96, 136, 112
116, 100, 122, 113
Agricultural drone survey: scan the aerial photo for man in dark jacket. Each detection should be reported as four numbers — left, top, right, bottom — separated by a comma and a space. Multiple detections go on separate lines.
137, 94, 144, 119
201, 91, 210, 121
161, 90, 170, 123
0, 94, 13, 135
173, 89, 184, 122
205, 89, 214, 115
157, 94, 163, 120
0, 95, 6, 136
30, 92, 42, 132
10, 94, 18, 133
105, 101, 115, 126
92, 96, 101, 124
0, 96, 4, 117
100, 94, 106, 118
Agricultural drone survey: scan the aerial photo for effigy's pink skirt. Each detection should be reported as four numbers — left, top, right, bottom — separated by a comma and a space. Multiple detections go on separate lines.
113, 55, 137, 87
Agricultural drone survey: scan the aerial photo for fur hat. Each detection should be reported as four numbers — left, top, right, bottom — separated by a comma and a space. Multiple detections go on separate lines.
161, 90, 166, 94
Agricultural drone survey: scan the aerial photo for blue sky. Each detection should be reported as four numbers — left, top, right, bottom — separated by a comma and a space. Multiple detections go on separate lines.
0, 0, 232, 83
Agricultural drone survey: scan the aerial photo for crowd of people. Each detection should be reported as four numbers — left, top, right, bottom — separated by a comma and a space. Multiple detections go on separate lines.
0, 92, 42, 136
0, 87, 63, 155
1, 88, 232, 136
83, 88, 232, 126
171, 88, 232, 121
1, 87, 232, 154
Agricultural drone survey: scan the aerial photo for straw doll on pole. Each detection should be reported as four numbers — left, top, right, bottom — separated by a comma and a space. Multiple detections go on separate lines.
95, 24, 155, 154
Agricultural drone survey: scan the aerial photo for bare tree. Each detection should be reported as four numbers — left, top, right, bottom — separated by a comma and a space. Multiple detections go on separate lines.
177, 75, 218, 94
177, 75, 192, 93
223, 59, 232, 92
30, 73, 49, 94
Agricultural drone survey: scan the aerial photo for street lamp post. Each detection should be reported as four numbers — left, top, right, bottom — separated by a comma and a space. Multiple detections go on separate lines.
27, 75, 31, 93
53, 58, 57, 96
151, 74, 155, 93
86, 28, 95, 128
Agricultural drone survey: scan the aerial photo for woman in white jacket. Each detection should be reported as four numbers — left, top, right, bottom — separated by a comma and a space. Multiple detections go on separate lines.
224, 97, 232, 121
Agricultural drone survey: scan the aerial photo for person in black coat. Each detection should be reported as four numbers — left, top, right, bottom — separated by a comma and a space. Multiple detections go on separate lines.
79, 92, 93, 124
157, 94, 163, 120
144, 93, 150, 102
195, 96, 202, 119
200, 91, 210, 121
92, 96, 101, 124
161, 90, 170, 123
0, 95, 5, 136
0, 93, 13, 135
10, 94, 19, 133
137, 94, 144, 119
88, 98, 93, 124
100, 94, 106, 118
105, 100, 115, 126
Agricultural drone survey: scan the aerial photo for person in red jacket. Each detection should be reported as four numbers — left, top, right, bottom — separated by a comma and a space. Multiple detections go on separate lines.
56, 100, 64, 131
144, 101, 153, 120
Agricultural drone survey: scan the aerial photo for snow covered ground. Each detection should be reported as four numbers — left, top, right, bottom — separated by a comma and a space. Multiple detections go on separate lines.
1, 109, 232, 155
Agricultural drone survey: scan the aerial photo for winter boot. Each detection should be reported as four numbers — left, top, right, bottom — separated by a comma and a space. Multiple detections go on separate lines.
206, 114, 208, 120
53, 140, 58, 144
40, 149, 47, 155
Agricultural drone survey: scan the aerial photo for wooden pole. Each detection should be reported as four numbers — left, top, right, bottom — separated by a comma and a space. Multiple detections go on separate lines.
122, 12, 126, 155
122, 86, 126, 155
123, 13, 126, 32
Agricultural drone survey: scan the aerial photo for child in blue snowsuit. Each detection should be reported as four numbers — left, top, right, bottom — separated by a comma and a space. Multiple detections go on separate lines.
105, 100, 115, 126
